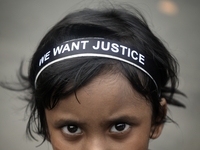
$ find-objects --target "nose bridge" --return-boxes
[83,134,108,150]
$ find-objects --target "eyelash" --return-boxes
[61,122,133,136]
[110,123,132,134]
[62,125,82,135]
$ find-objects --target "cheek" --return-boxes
[48,124,84,150]
[118,127,151,150]
[50,136,150,150]
[46,113,153,150]
[49,130,74,150]
[48,126,151,150]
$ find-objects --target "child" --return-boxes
[3,6,185,150]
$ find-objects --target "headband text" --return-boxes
[38,39,145,67]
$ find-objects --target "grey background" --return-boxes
[0,0,199,150]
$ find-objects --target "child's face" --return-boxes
[45,73,161,150]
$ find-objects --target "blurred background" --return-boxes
[0,0,199,150]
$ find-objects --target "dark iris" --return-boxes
[67,125,78,133]
[115,123,126,131]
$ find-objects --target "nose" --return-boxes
[83,136,107,150]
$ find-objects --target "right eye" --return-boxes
[110,123,131,133]
[62,125,82,135]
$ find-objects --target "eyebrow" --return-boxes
[102,115,140,126]
[53,115,140,128]
[53,119,86,128]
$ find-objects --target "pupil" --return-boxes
[68,125,78,133]
[115,123,125,131]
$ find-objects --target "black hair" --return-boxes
[1,7,185,143]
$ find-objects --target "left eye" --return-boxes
[62,125,82,135]
[110,123,131,133]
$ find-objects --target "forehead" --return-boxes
[46,73,152,122]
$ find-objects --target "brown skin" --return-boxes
[45,73,166,150]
